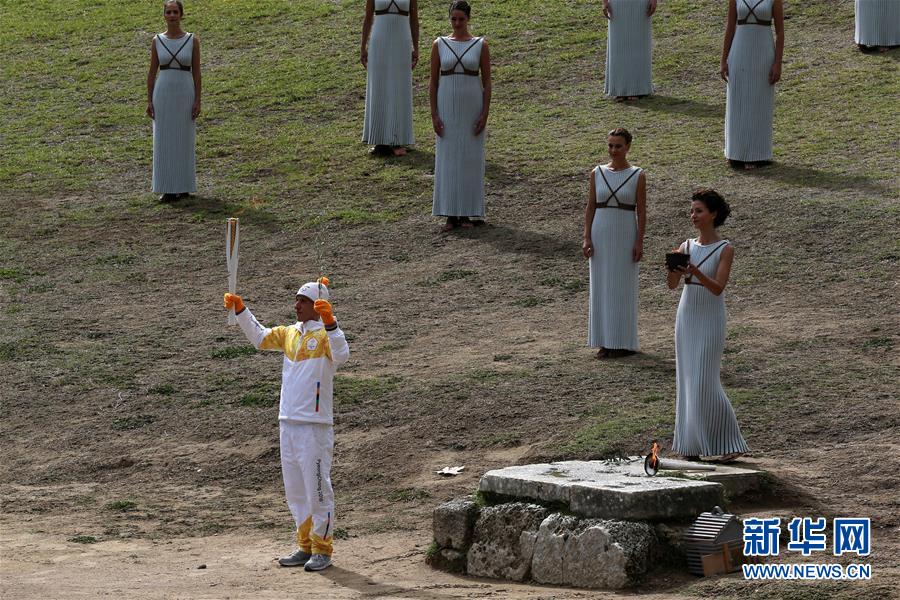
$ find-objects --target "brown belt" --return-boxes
[737,18,771,26]
[597,204,636,211]
[160,65,191,71]
[375,9,408,15]
[441,69,479,76]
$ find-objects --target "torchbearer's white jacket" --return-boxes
[236,308,350,425]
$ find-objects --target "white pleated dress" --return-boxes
[362,0,415,146]
[604,0,654,98]
[588,165,641,351]
[432,37,485,218]
[855,0,900,47]
[724,0,775,162]
[152,33,196,194]
[673,239,748,457]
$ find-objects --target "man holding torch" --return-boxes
[223,276,349,571]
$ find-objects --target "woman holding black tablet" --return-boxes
[666,189,748,462]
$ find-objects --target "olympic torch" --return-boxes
[226,218,240,325]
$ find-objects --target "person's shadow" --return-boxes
[633,94,725,119]
[739,163,891,194]
[318,565,465,600]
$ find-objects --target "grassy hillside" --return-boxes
[1,1,898,597]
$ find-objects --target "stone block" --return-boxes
[433,498,480,551]
[466,502,548,581]
[479,459,732,520]
[427,548,467,574]
[531,514,657,589]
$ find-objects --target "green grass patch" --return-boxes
[562,403,673,458]
[211,346,257,359]
[112,415,155,431]
[0,267,28,283]
[334,374,401,406]
[148,383,176,396]
[481,431,522,447]
[239,389,277,407]
[68,535,98,544]
[862,336,893,351]
[540,276,587,293]
[386,487,431,503]
[104,500,137,512]
[513,296,542,308]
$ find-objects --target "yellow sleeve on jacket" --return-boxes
[236,307,290,354]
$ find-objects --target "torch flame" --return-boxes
[649,441,660,470]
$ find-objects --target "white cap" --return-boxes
[296,281,329,301]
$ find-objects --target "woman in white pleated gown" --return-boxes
[429,1,492,232]
[720,0,784,169]
[582,128,646,358]
[855,0,900,52]
[602,0,657,101]
[667,190,748,462]
[361,0,419,157]
[146,0,200,202]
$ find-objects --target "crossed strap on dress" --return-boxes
[596,167,639,211]
[737,0,771,26]
[440,37,481,76]
[158,33,193,71]
[375,0,409,16]
[684,240,729,285]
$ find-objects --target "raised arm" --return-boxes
[720,0,737,81]
[633,171,646,262]
[583,169,597,259]
[474,39,491,135]
[147,37,159,119]
[314,299,350,368]
[224,294,288,351]
[410,0,420,68]
[361,0,375,68]
[429,39,443,136]
[769,0,784,84]
[191,36,201,119]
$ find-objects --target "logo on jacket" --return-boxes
[306,337,318,351]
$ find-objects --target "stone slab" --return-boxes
[478,458,763,520]
[531,514,656,588]
[433,498,479,551]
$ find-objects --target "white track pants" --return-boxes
[279,421,334,556]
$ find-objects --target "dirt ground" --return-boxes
[3,183,900,598]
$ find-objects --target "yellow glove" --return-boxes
[314,299,336,326]
[223,293,245,314]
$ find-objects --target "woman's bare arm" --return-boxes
[191,36,201,119]
[361,0,375,67]
[633,171,647,262]
[720,0,737,81]
[147,38,159,118]
[583,170,597,258]
[474,40,491,135]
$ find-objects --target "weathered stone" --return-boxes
[427,548,467,574]
[479,458,751,520]
[466,503,548,581]
[433,498,479,551]
[531,514,657,589]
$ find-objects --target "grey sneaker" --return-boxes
[303,553,332,571]
[278,549,312,567]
